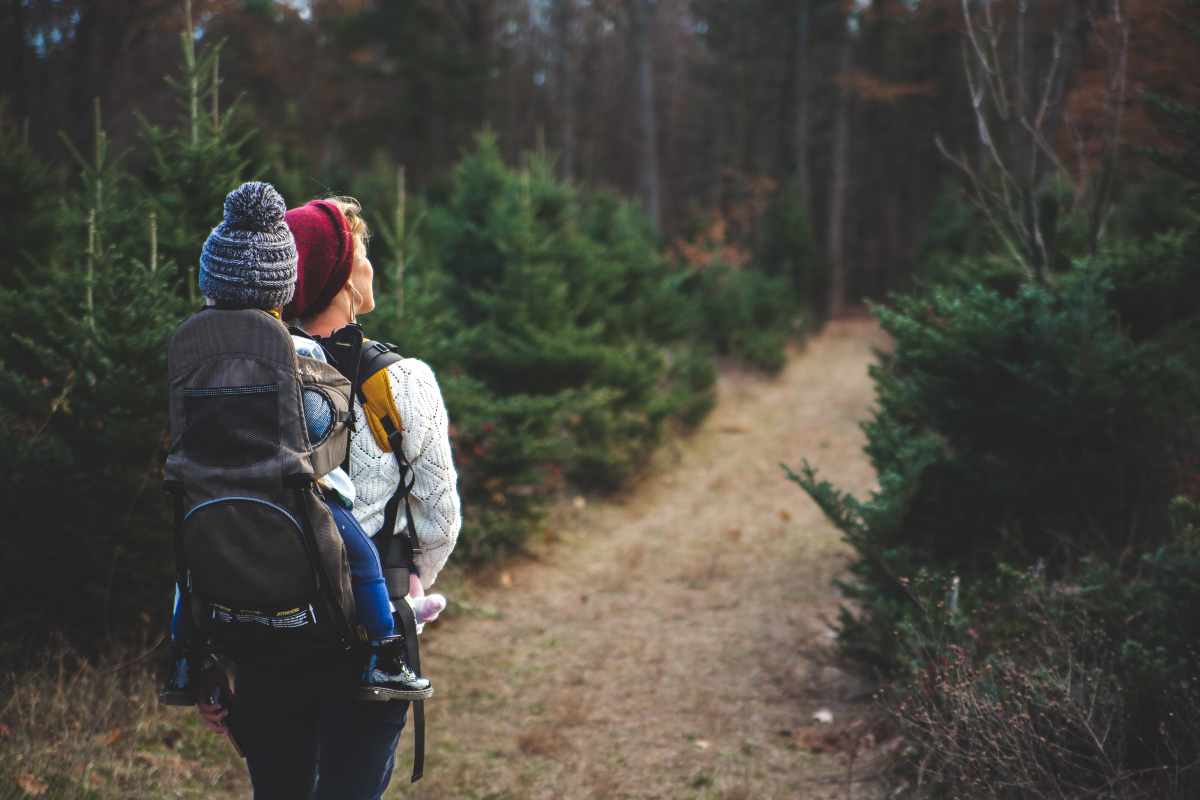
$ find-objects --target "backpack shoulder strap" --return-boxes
[356,339,405,455]
[356,338,428,785]
[354,340,421,582]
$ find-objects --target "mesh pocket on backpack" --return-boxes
[301,387,335,446]
[182,383,279,467]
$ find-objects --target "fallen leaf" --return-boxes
[778,509,792,522]
[794,728,838,754]
[15,773,48,797]
[94,728,122,746]
[499,571,513,588]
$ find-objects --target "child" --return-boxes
[161,182,441,706]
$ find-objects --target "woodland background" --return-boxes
[2,1,1200,797]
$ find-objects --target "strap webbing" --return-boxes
[167,484,193,651]
[375,413,425,782]
[393,598,425,782]
[168,484,187,588]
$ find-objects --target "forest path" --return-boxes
[408,317,887,800]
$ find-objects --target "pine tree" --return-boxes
[138,0,251,303]
[0,2,257,657]
[0,89,191,656]
[0,103,61,289]
[370,135,715,560]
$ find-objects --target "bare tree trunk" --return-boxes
[945,0,1097,279]
[794,0,813,218]
[467,0,496,134]
[629,0,661,232]
[827,34,855,318]
[9,0,29,121]
[884,192,902,294]
[555,0,576,181]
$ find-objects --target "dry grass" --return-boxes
[0,641,247,799]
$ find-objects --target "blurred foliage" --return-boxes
[756,179,824,320]
[0,52,817,653]
[0,106,62,290]
[789,230,1200,672]
[366,135,724,559]
[0,103,190,657]
[788,41,1200,796]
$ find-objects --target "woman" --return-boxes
[198,195,461,800]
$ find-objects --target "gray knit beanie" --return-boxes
[199,181,297,308]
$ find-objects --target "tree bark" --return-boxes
[793,0,813,218]
[555,0,576,181]
[628,0,660,232]
[827,31,855,319]
[8,0,29,121]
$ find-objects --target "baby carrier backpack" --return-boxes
[165,310,431,782]
[163,307,357,658]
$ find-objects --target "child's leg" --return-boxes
[169,582,189,643]
[161,582,202,704]
[325,499,396,641]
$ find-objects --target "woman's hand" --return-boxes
[196,701,230,735]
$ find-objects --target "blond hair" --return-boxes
[322,195,370,258]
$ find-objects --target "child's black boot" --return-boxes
[360,635,433,701]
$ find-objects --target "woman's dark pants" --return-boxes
[229,657,409,800]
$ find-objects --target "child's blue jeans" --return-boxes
[325,500,395,640]
[171,497,396,644]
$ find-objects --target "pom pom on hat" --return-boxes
[222,181,288,232]
[199,181,298,309]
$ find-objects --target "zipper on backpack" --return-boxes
[182,383,278,398]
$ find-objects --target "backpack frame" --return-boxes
[164,308,357,659]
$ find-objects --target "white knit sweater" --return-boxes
[347,358,461,588]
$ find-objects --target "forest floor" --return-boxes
[407,316,889,800]
[1,318,888,800]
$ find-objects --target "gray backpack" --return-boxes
[163,307,357,658]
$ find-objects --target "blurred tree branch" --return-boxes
[937,0,1128,280]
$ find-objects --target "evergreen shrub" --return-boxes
[790,231,1200,675]
[755,180,825,320]
[0,210,188,658]
[367,135,718,560]
[0,110,62,289]
[788,208,1199,795]
[684,263,798,373]
[0,42,248,658]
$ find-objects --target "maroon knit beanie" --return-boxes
[283,200,354,320]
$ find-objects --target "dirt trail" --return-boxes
[408,318,887,800]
